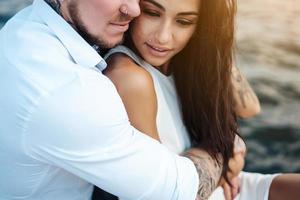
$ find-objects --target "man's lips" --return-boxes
[110,21,130,26]
[109,22,130,33]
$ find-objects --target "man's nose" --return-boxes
[125,0,141,18]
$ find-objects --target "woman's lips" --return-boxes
[145,43,172,57]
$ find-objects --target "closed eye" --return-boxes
[143,9,160,17]
[176,19,196,26]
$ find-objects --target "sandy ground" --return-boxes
[236,0,300,173]
[236,0,300,128]
[237,0,300,69]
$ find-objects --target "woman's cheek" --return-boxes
[178,28,195,48]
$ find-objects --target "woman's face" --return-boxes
[131,0,200,68]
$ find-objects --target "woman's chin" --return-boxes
[142,55,167,68]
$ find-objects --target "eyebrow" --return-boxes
[143,0,199,16]
[144,0,165,11]
[178,12,199,16]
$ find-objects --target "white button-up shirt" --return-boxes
[0,0,198,199]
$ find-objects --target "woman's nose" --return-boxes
[155,22,172,44]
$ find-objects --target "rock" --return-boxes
[244,125,300,173]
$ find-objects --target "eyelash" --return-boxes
[143,9,160,17]
[142,9,195,26]
[177,20,194,26]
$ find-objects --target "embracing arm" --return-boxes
[183,149,223,200]
[182,134,246,200]
[231,65,261,118]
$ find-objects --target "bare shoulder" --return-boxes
[104,53,155,95]
[105,54,159,141]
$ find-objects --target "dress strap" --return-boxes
[104,45,146,67]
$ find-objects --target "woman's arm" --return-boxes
[231,65,261,118]
[269,174,300,200]
[104,54,160,141]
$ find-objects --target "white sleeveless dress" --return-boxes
[105,45,278,200]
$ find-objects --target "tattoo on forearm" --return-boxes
[232,67,258,109]
[183,151,223,200]
[45,0,62,15]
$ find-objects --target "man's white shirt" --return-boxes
[0,0,198,199]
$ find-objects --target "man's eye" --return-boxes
[143,9,160,17]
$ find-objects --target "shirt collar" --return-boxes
[33,0,107,70]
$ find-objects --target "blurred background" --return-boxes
[1,0,299,173]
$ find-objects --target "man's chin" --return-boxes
[96,36,124,49]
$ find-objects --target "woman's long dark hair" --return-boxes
[125,0,239,183]
[169,0,238,182]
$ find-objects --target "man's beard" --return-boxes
[68,2,123,50]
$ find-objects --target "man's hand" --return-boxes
[184,136,246,200]
[234,135,246,156]
[220,151,244,200]
[222,135,246,200]
[223,175,239,200]
[228,135,246,178]
[183,148,223,200]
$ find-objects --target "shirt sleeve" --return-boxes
[24,70,199,200]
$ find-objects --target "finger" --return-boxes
[229,153,245,176]
[218,177,226,186]
[231,187,238,199]
[223,183,232,200]
[234,135,246,156]
[231,178,240,199]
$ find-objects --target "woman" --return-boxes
[103,0,299,199]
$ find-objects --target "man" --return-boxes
[0,0,239,199]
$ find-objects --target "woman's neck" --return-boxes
[157,62,171,76]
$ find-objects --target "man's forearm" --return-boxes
[183,148,223,200]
